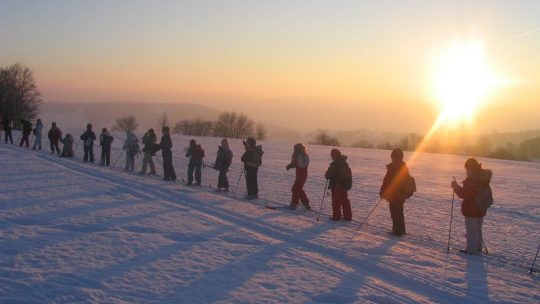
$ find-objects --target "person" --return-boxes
[123,130,139,171]
[19,119,32,148]
[60,133,74,158]
[379,148,415,236]
[155,126,176,181]
[240,137,263,200]
[286,143,311,210]
[80,123,96,162]
[32,118,43,150]
[325,149,352,221]
[451,158,493,255]
[185,139,205,185]
[213,138,233,192]
[3,116,13,144]
[140,128,157,175]
[99,128,114,166]
[48,122,62,154]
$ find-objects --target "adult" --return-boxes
[80,123,96,162]
[123,130,139,171]
[155,127,176,181]
[32,118,43,150]
[325,149,353,221]
[19,119,32,148]
[379,148,414,236]
[185,139,205,185]
[99,128,114,166]
[240,137,263,200]
[213,138,233,192]
[451,158,493,255]
[287,143,311,210]
[140,128,157,175]
[47,122,62,154]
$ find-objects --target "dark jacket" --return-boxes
[241,145,263,169]
[80,130,96,147]
[99,132,114,148]
[2,118,12,131]
[186,145,205,160]
[214,146,233,171]
[325,156,350,190]
[21,120,32,136]
[156,134,172,152]
[48,126,62,143]
[454,169,492,218]
[142,132,157,154]
[380,161,410,203]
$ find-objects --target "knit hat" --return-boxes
[331,148,341,159]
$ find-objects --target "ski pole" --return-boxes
[530,244,540,274]
[357,198,384,230]
[112,150,125,169]
[233,168,245,198]
[447,177,457,254]
[316,179,329,222]
[482,239,489,255]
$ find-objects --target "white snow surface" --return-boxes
[1,131,539,303]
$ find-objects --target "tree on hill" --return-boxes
[112,115,139,132]
[312,130,340,146]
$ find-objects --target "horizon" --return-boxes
[1,1,539,133]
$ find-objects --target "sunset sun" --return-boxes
[432,39,498,124]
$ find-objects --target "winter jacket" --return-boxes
[241,145,264,169]
[380,161,410,203]
[61,134,74,156]
[99,132,114,148]
[156,134,172,152]
[34,121,43,136]
[48,126,62,144]
[2,119,12,131]
[325,156,351,190]
[186,145,205,160]
[123,131,139,155]
[454,169,492,218]
[21,120,32,136]
[214,146,233,171]
[80,130,96,147]
[142,132,157,155]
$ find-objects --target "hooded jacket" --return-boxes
[214,146,233,171]
[380,161,410,203]
[454,169,493,218]
[325,156,350,189]
[241,145,264,169]
[48,126,62,143]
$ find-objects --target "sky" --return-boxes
[1,0,539,133]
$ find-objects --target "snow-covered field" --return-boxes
[1,131,539,303]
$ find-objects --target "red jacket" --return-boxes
[454,169,492,218]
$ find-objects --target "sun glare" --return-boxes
[432,39,498,124]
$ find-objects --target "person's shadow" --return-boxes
[465,255,489,303]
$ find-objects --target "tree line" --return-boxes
[113,111,267,140]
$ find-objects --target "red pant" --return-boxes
[331,186,352,220]
[291,168,309,204]
[19,134,29,148]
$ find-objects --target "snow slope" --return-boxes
[1,133,539,303]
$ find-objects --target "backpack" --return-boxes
[475,186,493,210]
[252,146,263,167]
[341,163,353,191]
[398,174,417,200]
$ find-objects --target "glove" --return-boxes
[286,164,293,170]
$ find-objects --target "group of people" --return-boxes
[2,116,493,255]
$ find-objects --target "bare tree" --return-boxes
[156,112,169,129]
[0,63,42,127]
[214,111,255,138]
[311,130,340,146]
[174,118,213,136]
[255,122,267,141]
[112,115,139,132]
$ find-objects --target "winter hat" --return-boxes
[87,123,92,130]
[162,126,170,133]
[246,137,256,147]
[221,138,229,148]
[330,148,341,159]
[190,139,196,146]
[465,158,482,171]
[391,148,404,160]
[102,128,107,132]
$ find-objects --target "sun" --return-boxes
[431,39,498,124]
